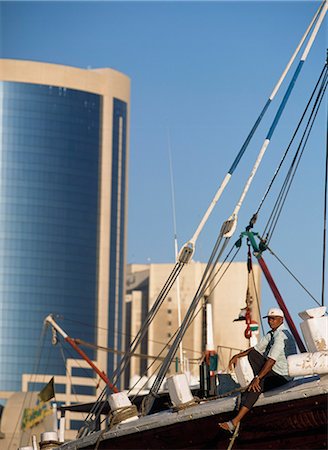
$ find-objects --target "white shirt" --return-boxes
[254,323,297,379]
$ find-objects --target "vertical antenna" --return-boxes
[167,129,184,372]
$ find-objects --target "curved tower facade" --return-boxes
[0,60,130,399]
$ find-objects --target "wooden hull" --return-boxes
[74,393,327,450]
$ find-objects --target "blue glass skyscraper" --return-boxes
[0,59,130,401]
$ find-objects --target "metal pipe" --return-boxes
[44,315,118,393]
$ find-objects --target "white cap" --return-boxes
[263,307,284,318]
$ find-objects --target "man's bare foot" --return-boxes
[218,420,236,433]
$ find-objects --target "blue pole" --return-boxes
[267,61,304,141]
[185,3,324,249]
[228,99,271,174]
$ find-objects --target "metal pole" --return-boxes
[65,336,119,392]
[45,315,118,392]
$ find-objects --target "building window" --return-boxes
[0,81,100,391]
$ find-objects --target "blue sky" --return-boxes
[1,0,327,328]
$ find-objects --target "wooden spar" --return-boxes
[230,0,328,223]
[44,315,119,393]
[180,0,325,253]
[257,258,307,353]
[245,233,307,353]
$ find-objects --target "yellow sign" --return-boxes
[21,377,55,431]
[21,400,52,431]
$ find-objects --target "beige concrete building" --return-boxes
[125,261,261,386]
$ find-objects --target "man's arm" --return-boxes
[229,347,254,370]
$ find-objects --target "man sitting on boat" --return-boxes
[218,307,297,433]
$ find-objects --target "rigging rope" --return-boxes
[321,56,328,306]
[12,324,48,449]
[141,227,243,415]
[129,326,181,400]
[58,341,89,410]
[266,245,321,306]
[227,423,240,450]
[82,292,200,432]
[232,2,328,233]
[263,66,328,243]
[78,261,186,432]
[188,0,325,247]
[75,339,166,361]
[255,63,328,218]
[237,62,327,319]
[23,337,54,448]
[133,300,206,404]
[94,301,206,432]
[63,316,195,351]
[79,6,328,435]
[84,64,328,436]
[112,261,184,385]
[203,244,241,300]
[204,21,328,313]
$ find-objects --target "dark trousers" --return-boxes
[240,349,288,410]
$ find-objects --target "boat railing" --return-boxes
[216,345,243,372]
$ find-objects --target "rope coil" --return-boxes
[109,405,139,429]
[171,396,201,412]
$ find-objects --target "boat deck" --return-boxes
[60,375,328,449]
